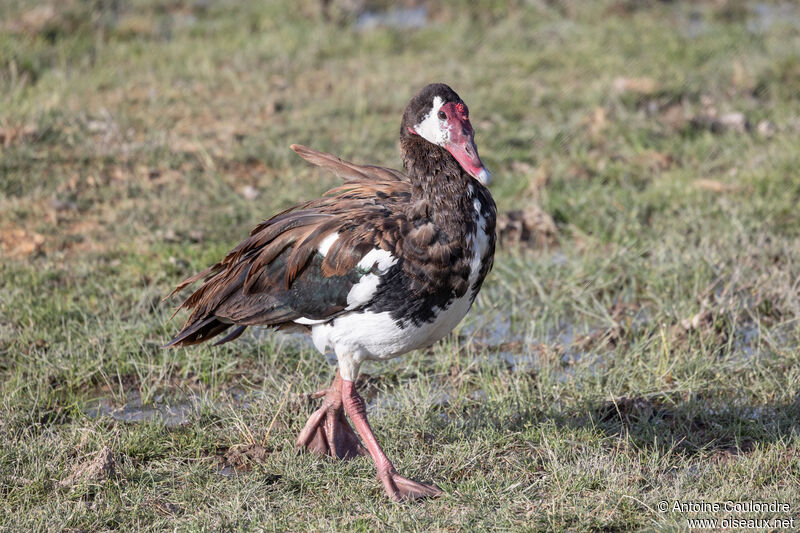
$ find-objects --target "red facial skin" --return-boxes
[408,101,490,183]
[438,101,488,181]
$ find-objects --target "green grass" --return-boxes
[2,0,800,530]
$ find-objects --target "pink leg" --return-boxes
[341,379,443,501]
[295,371,367,459]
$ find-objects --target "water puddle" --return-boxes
[462,312,520,347]
[684,10,709,39]
[216,466,236,478]
[354,6,428,31]
[730,320,798,361]
[732,323,760,360]
[681,2,800,40]
[747,2,800,33]
[462,312,604,377]
[85,387,252,428]
[85,391,198,427]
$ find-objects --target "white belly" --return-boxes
[309,289,474,380]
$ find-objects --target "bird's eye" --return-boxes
[437,110,447,120]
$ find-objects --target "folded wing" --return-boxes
[165,146,410,347]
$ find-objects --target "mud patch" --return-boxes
[711,440,756,464]
[598,396,665,425]
[690,111,750,134]
[0,227,45,259]
[573,302,647,352]
[59,447,115,488]
[220,443,270,470]
[215,444,279,482]
[0,123,38,147]
[497,206,558,249]
[151,499,183,517]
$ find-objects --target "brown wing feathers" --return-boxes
[290,144,407,183]
[165,146,410,347]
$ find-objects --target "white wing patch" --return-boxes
[317,232,339,256]
[294,316,327,325]
[346,273,381,309]
[346,248,398,310]
[357,248,398,272]
[413,95,448,147]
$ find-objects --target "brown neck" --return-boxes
[400,135,474,224]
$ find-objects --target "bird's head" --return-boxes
[401,83,491,186]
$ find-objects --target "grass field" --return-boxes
[2,0,800,530]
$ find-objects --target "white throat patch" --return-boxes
[413,95,449,147]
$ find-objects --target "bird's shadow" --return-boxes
[428,389,800,459]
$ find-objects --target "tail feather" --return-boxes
[164,316,234,347]
[212,325,247,346]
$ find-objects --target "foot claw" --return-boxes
[380,471,444,501]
